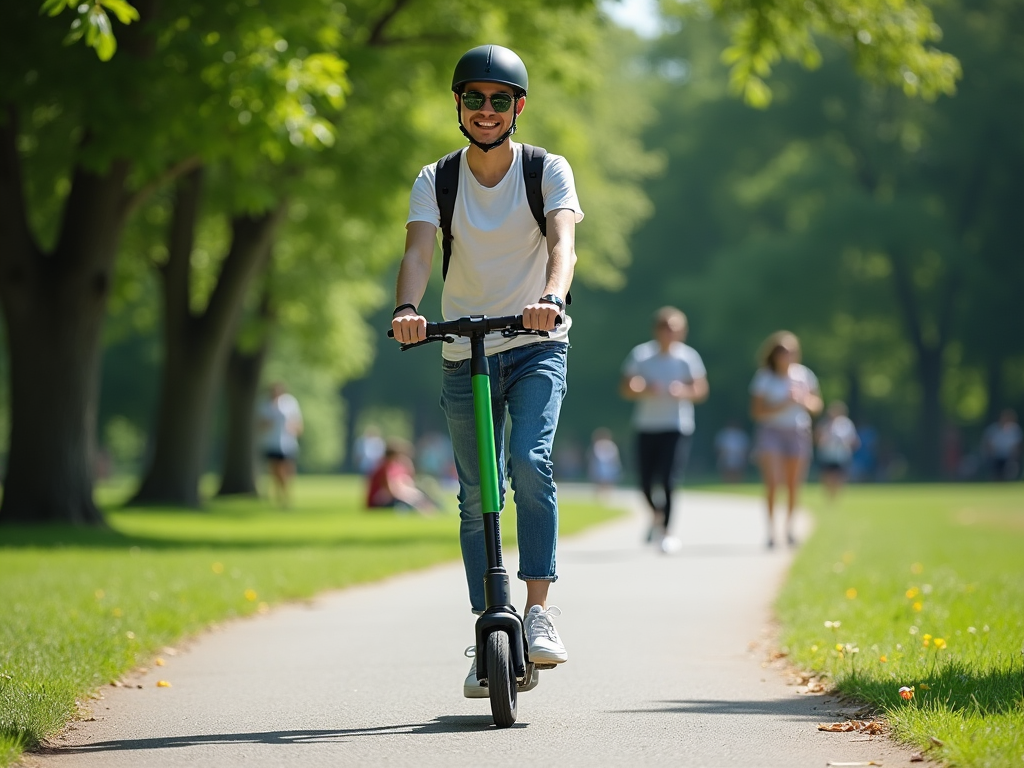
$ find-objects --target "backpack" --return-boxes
[434,143,571,304]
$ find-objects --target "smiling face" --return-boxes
[455,81,524,145]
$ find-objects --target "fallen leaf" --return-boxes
[155,658,165,666]
[910,753,925,762]
[156,680,172,688]
[817,720,886,735]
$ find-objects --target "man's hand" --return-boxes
[392,309,427,344]
[522,301,562,332]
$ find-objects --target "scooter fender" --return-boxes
[474,610,527,680]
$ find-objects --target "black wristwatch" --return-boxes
[538,294,564,311]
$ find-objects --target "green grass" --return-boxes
[777,484,1024,768]
[0,475,621,765]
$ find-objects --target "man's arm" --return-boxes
[391,221,437,344]
[670,375,709,403]
[523,208,577,331]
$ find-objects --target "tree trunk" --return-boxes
[0,112,132,525]
[846,367,862,425]
[887,248,950,479]
[342,378,365,473]
[915,348,944,479]
[131,169,283,506]
[217,337,270,496]
[1,285,109,525]
[984,353,1004,425]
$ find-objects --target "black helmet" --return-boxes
[452,45,529,96]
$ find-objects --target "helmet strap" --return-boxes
[455,97,520,153]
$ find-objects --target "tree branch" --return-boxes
[367,0,413,46]
[122,155,203,220]
[369,32,461,47]
[202,203,287,341]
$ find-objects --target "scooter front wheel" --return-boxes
[486,630,517,727]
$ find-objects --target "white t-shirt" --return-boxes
[260,393,302,456]
[407,142,584,361]
[750,364,819,430]
[622,340,707,434]
[984,422,1023,458]
[817,415,858,463]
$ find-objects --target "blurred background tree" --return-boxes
[8,0,1022,525]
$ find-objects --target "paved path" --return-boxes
[33,490,917,767]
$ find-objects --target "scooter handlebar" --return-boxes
[387,314,560,347]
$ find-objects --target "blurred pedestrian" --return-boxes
[750,331,822,548]
[714,420,750,483]
[850,423,878,482]
[621,307,709,552]
[416,430,455,481]
[815,401,859,502]
[352,425,386,476]
[554,437,585,481]
[981,409,1022,481]
[365,438,437,513]
[587,427,622,497]
[259,382,303,508]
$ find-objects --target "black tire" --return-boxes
[486,631,517,727]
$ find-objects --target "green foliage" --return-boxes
[552,3,1023,475]
[41,0,139,61]
[0,476,620,764]
[777,484,1024,767]
[666,0,962,106]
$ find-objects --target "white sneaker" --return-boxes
[464,642,542,697]
[660,535,682,554]
[463,649,488,698]
[524,606,568,664]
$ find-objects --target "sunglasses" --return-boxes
[460,90,516,113]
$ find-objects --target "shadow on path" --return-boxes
[42,716,524,755]
[610,697,835,721]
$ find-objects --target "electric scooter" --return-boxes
[389,314,555,728]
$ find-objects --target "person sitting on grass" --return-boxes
[365,439,437,514]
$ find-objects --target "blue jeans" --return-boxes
[440,341,568,613]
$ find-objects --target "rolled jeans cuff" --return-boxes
[518,572,558,583]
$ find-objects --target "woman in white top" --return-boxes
[749,331,822,548]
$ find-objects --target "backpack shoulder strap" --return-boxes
[434,149,463,280]
[521,143,572,305]
[521,143,547,237]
